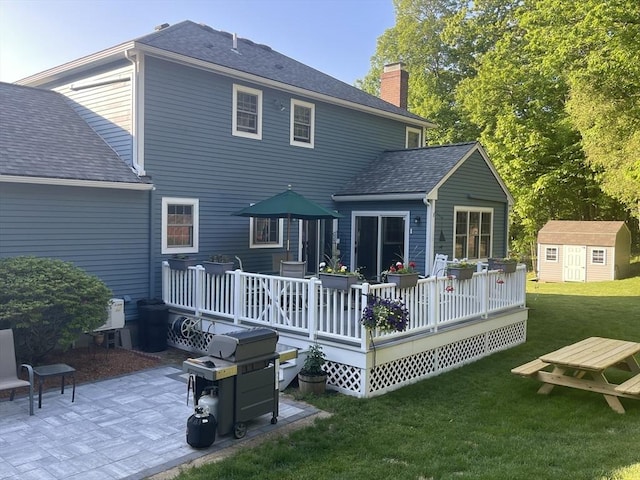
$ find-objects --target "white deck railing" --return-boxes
[162,262,527,351]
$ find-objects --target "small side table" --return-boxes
[33,363,76,409]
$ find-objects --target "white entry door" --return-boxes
[563,245,586,282]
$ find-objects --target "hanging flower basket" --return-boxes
[319,273,358,291]
[386,272,419,289]
[203,261,234,276]
[361,294,409,333]
[487,258,517,274]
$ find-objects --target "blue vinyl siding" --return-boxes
[437,151,510,258]
[0,183,151,311]
[142,57,412,278]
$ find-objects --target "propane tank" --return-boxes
[198,388,219,421]
[186,406,216,448]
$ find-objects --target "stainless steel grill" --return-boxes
[183,327,294,439]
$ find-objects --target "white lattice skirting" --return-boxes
[327,318,527,398]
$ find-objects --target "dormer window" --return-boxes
[290,99,315,148]
[233,84,262,139]
[406,126,422,148]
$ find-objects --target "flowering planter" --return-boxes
[319,273,358,291]
[447,267,475,281]
[487,259,517,274]
[387,273,419,289]
[203,261,234,276]
[167,258,197,271]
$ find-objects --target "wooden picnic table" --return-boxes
[512,337,640,413]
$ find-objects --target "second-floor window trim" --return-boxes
[233,84,262,140]
[290,99,315,148]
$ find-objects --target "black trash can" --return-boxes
[137,298,169,352]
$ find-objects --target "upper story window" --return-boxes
[249,217,284,248]
[406,126,422,148]
[591,248,606,265]
[233,84,262,140]
[454,207,493,260]
[290,99,315,148]
[545,247,558,262]
[162,197,199,254]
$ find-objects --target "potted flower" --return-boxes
[203,254,234,276]
[298,344,327,395]
[447,260,477,281]
[487,257,518,274]
[382,260,419,289]
[361,294,409,332]
[318,255,360,291]
[167,254,197,271]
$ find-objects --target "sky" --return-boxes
[0,0,396,85]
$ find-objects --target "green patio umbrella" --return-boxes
[233,185,343,257]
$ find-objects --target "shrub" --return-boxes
[0,256,112,362]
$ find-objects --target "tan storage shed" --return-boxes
[537,221,631,282]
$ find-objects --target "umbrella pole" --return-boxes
[286,214,291,260]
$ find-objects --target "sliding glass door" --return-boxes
[354,213,408,281]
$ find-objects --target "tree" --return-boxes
[0,256,112,363]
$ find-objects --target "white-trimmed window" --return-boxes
[545,247,558,262]
[454,207,493,260]
[406,126,422,148]
[250,218,284,248]
[233,84,262,139]
[290,99,315,148]
[162,197,199,254]
[591,248,606,265]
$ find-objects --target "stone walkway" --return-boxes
[0,366,320,480]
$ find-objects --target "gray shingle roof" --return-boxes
[334,142,478,196]
[0,82,143,184]
[135,21,427,123]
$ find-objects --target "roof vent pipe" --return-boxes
[232,33,238,51]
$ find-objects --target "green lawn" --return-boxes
[176,277,640,480]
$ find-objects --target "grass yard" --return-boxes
[175,276,640,480]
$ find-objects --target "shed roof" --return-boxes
[0,82,145,186]
[537,221,627,247]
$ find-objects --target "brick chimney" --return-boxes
[380,63,408,109]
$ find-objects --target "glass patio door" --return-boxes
[301,219,333,274]
[355,214,407,281]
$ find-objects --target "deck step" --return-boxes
[615,373,640,395]
[511,359,550,377]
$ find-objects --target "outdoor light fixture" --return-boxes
[414,216,421,225]
[439,230,446,242]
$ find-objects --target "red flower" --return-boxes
[409,261,416,268]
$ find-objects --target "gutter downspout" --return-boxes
[125,48,154,298]
[424,197,433,274]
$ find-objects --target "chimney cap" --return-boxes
[383,63,406,73]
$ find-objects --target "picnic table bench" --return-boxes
[512,337,640,413]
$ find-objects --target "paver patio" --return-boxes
[0,366,320,480]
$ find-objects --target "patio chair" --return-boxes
[431,254,448,277]
[0,329,34,415]
[280,261,306,278]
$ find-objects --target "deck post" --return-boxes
[480,270,489,319]
[307,277,317,340]
[429,278,439,332]
[161,261,170,303]
[233,270,242,325]
[194,265,204,317]
[360,282,370,352]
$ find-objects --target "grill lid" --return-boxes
[207,328,278,361]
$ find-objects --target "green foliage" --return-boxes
[173,277,640,479]
[300,344,326,376]
[0,256,112,363]
[360,0,639,256]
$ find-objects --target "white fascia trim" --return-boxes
[0,175,153,190]
[134,44,436,129]
[16,42,136,87]
[332,193,427,202]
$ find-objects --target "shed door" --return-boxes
[563,245,586,282]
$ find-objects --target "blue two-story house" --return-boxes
[2,20,513,321]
